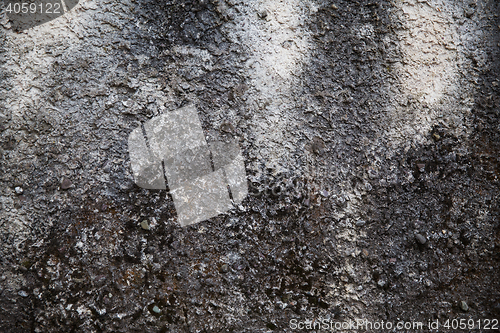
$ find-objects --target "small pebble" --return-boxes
[61,178,72,190]
[14,187,23,194]
[258,9,268,19]
[140,220,150,230]
[219,263,229,273]
[311,137,325,155]
[18,290,29,297]
[220,122,235,133]
[152,305,161,314]
[460,301,469,312]
[416,163,425,172]
[415,233,427,245]
[355,220,366,227]
[464,7,475,18]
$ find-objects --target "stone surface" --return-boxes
[415,233,427,245]
[0,0,499,332]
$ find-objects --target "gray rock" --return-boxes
[140,220,150,230]
[460,301,469,312]
[1,0,499,331]
[18,290,29,298]
[464,7,475,18]
[219,263,229,273]
[415,233,427,245]
[60,178,72,190]
[377,276,387,288]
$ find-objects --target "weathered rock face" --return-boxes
[0,0,499,332]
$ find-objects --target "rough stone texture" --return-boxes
[0,0,499,332]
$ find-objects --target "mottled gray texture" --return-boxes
[0,0,499,332]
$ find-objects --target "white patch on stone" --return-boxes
[386,0,482,147]
[227,0,312,172]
